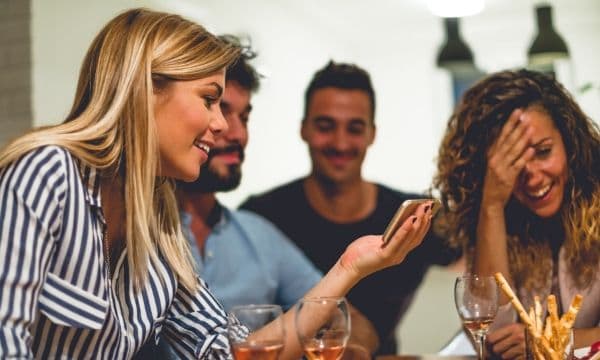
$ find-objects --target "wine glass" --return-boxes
[227,304,285,360]
[454,275,499,360]
[294,297,350,360]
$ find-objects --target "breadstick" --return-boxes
[543,317,552,340]
[547,295,562,350]
[560,294,583,329]
[529,307,537,335]
[534,295,543,335]
[494,273,535,331]
[532,343,545,360]
[494,273,556,359]
[535,334,559,360]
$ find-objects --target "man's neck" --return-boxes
[178,191,218,255]
[180,191,217,221]
[303,174,377,223]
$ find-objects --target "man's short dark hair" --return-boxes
[219,35,260,92]
[303,60,376,122]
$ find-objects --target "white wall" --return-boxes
[32,0,600,354]
[33,0,600,209]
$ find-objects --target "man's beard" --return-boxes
[179,144,244,193]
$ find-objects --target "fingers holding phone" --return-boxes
[380,199,438,264]
[338,199,437,279]
[382,199,440,246]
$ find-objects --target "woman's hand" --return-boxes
[338,201,432,279]
[487,323,527,360]
[341,343,371,360]
[482,109,535,210]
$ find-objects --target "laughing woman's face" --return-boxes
[512,107,568,218]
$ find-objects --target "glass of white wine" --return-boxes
[227,304,285,360]
[295,297,350,360]
[454,275,498,360]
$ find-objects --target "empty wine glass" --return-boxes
[454,275,499,360]
[294,297,350,360]
[227,304,285,360]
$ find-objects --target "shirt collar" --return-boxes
[180,201,230,233]
[76,160,102,209]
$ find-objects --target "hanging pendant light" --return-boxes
[527,4,570,73]
[436,17,475,73]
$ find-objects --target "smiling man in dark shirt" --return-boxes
[241,60,461,355]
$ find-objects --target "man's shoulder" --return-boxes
[240,178,305,211]
[229,209,288,239]
[375,182,426,204]
[231,209,279,228]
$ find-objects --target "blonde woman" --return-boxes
[434,70,600,359]
[0,8,433,359]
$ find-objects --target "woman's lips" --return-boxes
[525,182,553,200]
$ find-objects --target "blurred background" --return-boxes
[1,0,599,354]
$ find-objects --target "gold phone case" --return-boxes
[382,198,441,246]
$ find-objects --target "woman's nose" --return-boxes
[521,161,543,186]
[210,108,229,137]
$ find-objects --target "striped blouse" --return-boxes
[0,146,233,359]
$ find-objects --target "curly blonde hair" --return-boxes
[433,69,600,292]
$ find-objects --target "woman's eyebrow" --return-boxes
[531,137,551,147]
[207,82,223,97]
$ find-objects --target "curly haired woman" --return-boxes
[434,69,600,358]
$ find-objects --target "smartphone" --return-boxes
[382,198,441,246]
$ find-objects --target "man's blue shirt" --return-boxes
[181,206,322,311]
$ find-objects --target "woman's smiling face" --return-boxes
[153,69,228,181]
[512,106,568,218]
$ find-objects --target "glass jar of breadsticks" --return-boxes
[494,272,582,360]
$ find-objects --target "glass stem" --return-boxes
[478,334,486,360]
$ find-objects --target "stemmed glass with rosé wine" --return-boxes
[295,297,350,360]
[227,304,285,360]
[454,275,499,360]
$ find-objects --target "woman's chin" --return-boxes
[176,168,201,183]
[528,202,561,218]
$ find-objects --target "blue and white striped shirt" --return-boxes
[0,146,233,359]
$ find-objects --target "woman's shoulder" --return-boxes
[7,145,75,172]
[1,145,81,199]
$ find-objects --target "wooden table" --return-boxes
[376,355,476,360]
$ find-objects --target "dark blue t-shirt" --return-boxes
[240,178,460,355]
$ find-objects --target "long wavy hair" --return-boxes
[433,69,600,292]
[0,8,240,290]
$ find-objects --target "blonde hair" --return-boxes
[0,8,240,290]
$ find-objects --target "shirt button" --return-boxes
[206,251,213,258]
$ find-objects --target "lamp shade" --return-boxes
[436,18,474,72]
[528,5,569,66]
